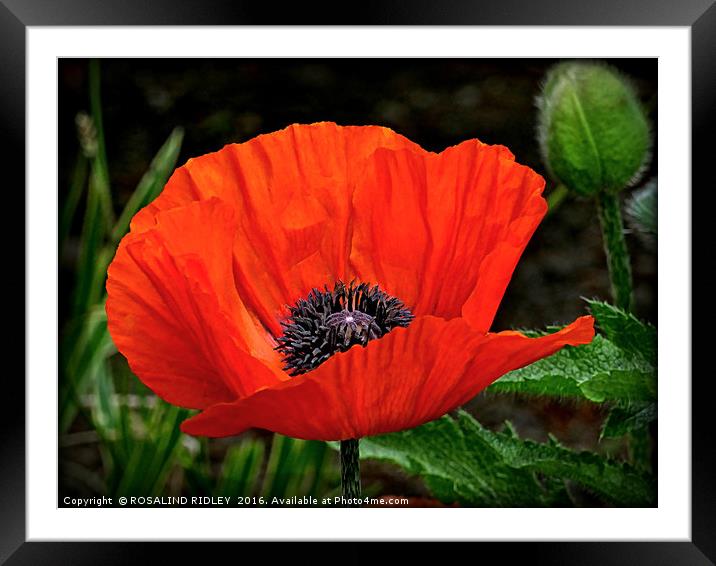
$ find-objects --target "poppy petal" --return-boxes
[180,315,594,440]
[106,198,284,407]
[350,140,546,332]
[129,122,422,338]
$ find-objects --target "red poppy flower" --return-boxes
[106,122,594,441]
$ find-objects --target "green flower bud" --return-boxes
[537,62,651,196]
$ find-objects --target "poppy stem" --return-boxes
[597,192,653,472]
[545,183,569,216]
[596,190,634,312]
[340,438,361,505]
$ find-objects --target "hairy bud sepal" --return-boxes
[537,62,651,196]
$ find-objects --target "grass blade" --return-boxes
[111,127,184,243]
[59,148,88,250]
[261,435,297,499]
[217,440,265,498]
[59,306,115,432]
[88,59,115,231]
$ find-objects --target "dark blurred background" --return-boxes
[58,58,657,504]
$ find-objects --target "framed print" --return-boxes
[6,0,714,563]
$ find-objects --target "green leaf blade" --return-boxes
[359,412,655,507]
[601,402,657,439]
[487,301,656,409]
[111,126,185,243]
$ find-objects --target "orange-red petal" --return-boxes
[350,140,546,332]
[180,315,594,440]
[106,198,284,407]
[129,122,422,339]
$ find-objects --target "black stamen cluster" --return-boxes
[276,281,414,375]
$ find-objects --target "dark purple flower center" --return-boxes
[276,280,414,376]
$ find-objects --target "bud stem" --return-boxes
[596,191,634,312]
[597,192,651,470]
[340,439,361,505]
[546,184,569,216]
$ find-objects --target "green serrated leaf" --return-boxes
[601,402,657,438]
[487,335,655,404]
[488,302,656,408]
[359,411,654,507]
[586,299,656,364]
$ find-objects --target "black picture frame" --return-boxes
[4,1,713,563]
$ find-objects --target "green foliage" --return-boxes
[487,334,655,404]
[537,61,651,196]
[360,411,655,507]
[545,183,569,215]
[91,363,189,497]
[59,307,114,432]
[601,402,657,439]
[183,434,340,503]
[59,59,184,435]
[586,299,656,363]
[59,147,89,249]
[261,435,337,500]
[625,179,657,240]
[216,439,266,497]
[111,126,184,243]
[488,301,656,405]
[60,60,189,494]
[488,300,657,440]
[596,190,634,311]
